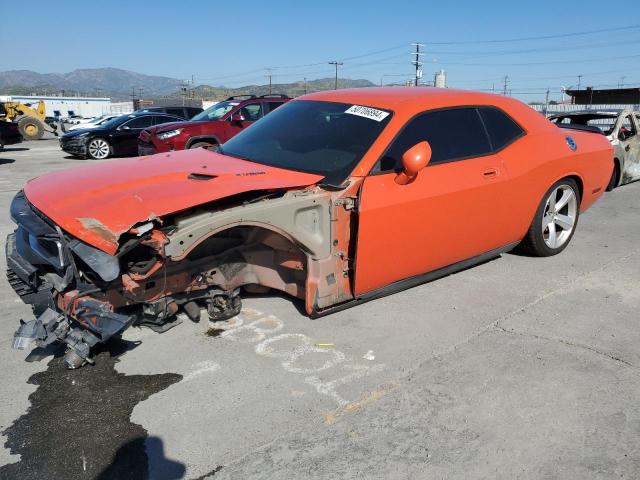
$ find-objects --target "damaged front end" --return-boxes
[7,191,244,368]
[7,184,355,368]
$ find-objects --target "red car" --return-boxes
[138,94,290,155]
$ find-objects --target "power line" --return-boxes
[434,52,640,67]
[426,24,640,45]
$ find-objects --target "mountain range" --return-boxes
[0,68,375,100]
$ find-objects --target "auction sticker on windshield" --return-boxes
[345,105,390,122]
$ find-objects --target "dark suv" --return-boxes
[138,94,290,155]
[134,106,203,119]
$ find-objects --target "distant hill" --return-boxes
[0,68,376,100]
[185,77,375,100]
[0,68,182,97]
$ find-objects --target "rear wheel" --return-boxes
[17,116,45,140]
[520,178,580,257]
[606,160,620,191]
[87,138,111,159]
[189,141,217,149]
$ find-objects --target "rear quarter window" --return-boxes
[478,107,524,151]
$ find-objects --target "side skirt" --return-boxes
[311,242,520,318]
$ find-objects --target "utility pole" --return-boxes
[303,77,307,94]
[137,87,144,100]
[544,88,550,115]
[265,68,274,95]
[619,76,626,88]
[130,86,139,110]
[180,81,189,106]
[577,74,583,90]
[502,75,509,96]
[411,43,425,87]
[329,61,343,90]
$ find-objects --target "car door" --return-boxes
[111,115,154,155]
[223,101,264,140]
[354,107,514,295]
[619,114,640,182]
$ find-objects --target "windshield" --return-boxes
[192,101,239,121]
[98,114,131,129]
[220,100,392,185]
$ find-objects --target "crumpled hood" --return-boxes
[23,149,323,254]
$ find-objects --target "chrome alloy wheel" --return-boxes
[88,138,110,159]
[542,184,578,249]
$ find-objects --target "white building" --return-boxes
[434,70,447,88]
[0,95,131,118]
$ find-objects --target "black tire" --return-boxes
[17,116,45,140]
[605,160,620,192]
[189,141,217,149]
[519,178,581,257]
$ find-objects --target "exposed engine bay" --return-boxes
[7,186,356,368]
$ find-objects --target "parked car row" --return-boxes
[58,95,288,159]
[8,87,616,367]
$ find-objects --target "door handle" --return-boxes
[625,145,631,152]
[482,168,498,178]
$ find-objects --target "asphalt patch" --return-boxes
[0,339,183,480]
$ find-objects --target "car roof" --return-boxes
[299,87,526,112]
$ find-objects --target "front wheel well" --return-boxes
[184,225,309,300]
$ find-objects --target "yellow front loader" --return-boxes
[0,100,58,140]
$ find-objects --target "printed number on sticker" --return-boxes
[345,105,389,122]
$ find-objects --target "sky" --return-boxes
[1,0,639,102]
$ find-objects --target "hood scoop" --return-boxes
[188,173,218,181]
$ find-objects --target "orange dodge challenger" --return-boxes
[7,88,613,367]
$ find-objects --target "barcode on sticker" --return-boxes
[345,105,389,122]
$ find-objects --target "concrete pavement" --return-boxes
[0,139,638,479]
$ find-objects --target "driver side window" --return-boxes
[239,103,263,122]
[378,107,492,172]
[620,115,637,139]
[123,116,153,129]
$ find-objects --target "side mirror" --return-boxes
[618,130,628,141]
[230,112,245,123]
[395,141,431,185]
